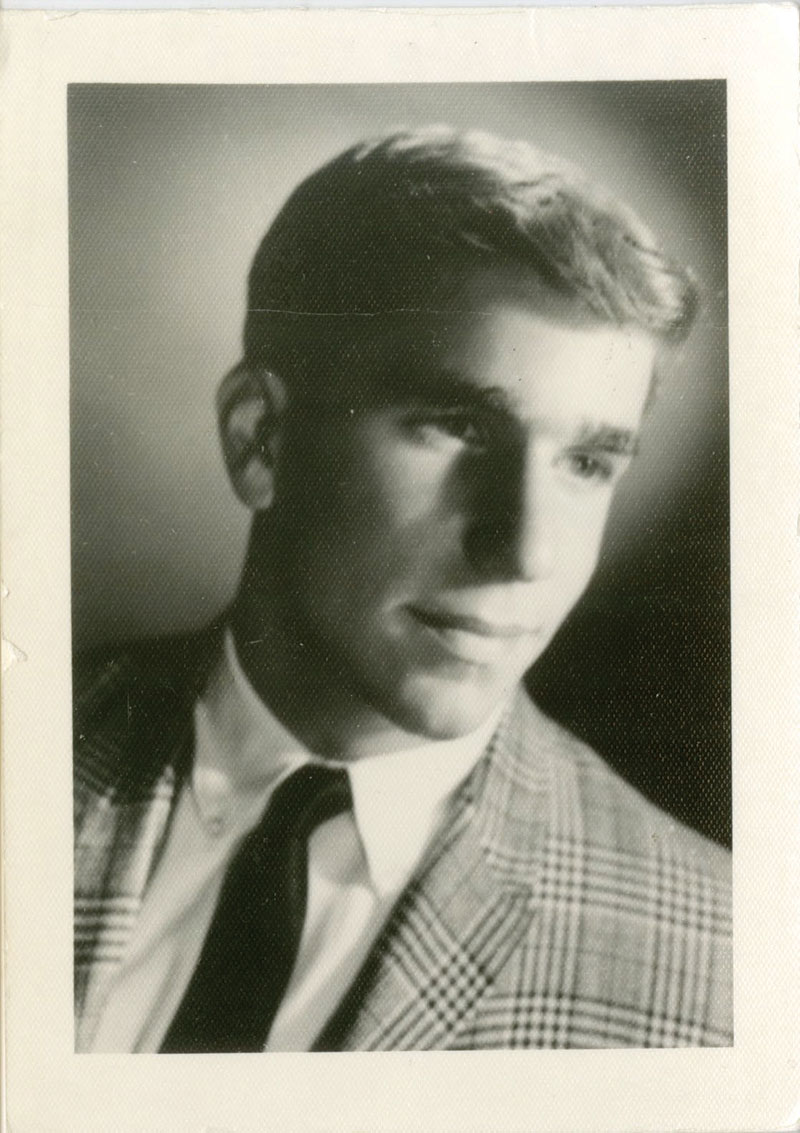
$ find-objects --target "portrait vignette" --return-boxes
[4,7,800,1130]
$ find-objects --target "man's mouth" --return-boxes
[408,605,540,664]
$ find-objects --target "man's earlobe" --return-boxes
[217,363,287,510]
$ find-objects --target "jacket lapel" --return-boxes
[319,696,553,1051]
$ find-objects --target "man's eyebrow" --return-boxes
[379,366,518,415]
[573,421,640,456]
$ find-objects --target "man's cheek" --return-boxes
[558,512,610,575]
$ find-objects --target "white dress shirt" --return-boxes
[90,631,501,1052]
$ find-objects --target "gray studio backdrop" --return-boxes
[69,82,729,843]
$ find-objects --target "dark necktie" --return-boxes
[160,763,352,1053]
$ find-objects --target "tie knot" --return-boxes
[269,763,352,842]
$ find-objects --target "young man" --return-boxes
[74,126,732,1052]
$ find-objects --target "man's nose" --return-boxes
[464,439,556,582]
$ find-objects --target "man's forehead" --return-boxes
[336,261,652,341]
[336,298,656,379]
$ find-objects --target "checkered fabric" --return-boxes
[74,626,732,1051]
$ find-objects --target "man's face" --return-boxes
[262,273,656,739]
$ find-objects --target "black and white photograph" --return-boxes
[2,8,799,1132]
[70,81,731,1053]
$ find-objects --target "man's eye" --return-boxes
[405,411,486,450]
[557,450,618,486]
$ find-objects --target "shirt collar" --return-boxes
[193,628,503,895]
[345,724,498,895]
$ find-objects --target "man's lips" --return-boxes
[409,606,534,639]
[407,605,541,665]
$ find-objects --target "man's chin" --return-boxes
[381,670,519,741]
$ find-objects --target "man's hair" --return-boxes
[244,125,698,374]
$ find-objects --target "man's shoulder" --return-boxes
[75,627,207,706]
[502,692,731,894]
[565,711,728,872]
[74,620,226,718]
[73,622,224,808]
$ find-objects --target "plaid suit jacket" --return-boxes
[74,623,732,1051]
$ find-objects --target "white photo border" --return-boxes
[2,7,799,1131]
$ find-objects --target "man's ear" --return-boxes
[217,362,288,510]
